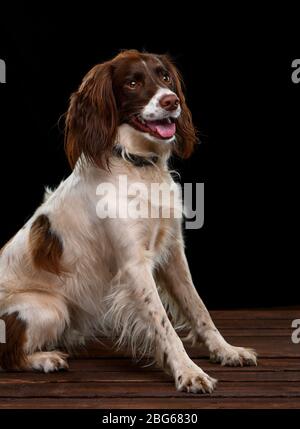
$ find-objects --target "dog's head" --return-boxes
[65,50,197,168]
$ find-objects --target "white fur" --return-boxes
[137,88,182,145]
[142,87,181,121]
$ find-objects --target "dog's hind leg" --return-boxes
[0,291,70,372]
[26,351,69,372]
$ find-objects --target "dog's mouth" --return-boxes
[129,116,176,140]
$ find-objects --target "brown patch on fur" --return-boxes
[0,312,28,370]
[29,214,65,275]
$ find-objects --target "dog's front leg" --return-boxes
[157,238,257,367]
[113,263,217,393]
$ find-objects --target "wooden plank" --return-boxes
[215,329,289,336]
[1,397,300,409]
[194,358,300,372]
[1,370,300,384]
[69,358,154,371]
[0,371,170,383]
[210,308,300,319]
[76,336,300,359]
[1,357,299,376]
[69,357,300,372]
[214,319,294,329]
[1,381,300,398]
[1,358,300,384]
[187,338,300,358]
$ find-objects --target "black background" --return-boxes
[0,5,298,308]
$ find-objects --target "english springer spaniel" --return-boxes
[0,50,257,393]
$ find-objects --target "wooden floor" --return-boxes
[0,307,299,409]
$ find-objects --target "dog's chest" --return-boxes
[141,182,182,259]
[146,218,174,257]
[92,167,183,261]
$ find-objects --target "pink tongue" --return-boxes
[147,121,176,138]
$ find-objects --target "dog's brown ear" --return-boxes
[159,55,198,158]
[65,62,118,169]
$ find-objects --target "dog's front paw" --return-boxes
[210,344,257,367]
[176,367,217,394]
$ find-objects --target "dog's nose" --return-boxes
[159,94,180,111]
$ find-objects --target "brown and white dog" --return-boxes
[0,50,256,393]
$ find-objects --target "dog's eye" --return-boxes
[127,80,138,89]
[162,73,171,83]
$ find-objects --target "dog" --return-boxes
[0,50,257,393]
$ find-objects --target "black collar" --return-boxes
[113,145,159,167]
